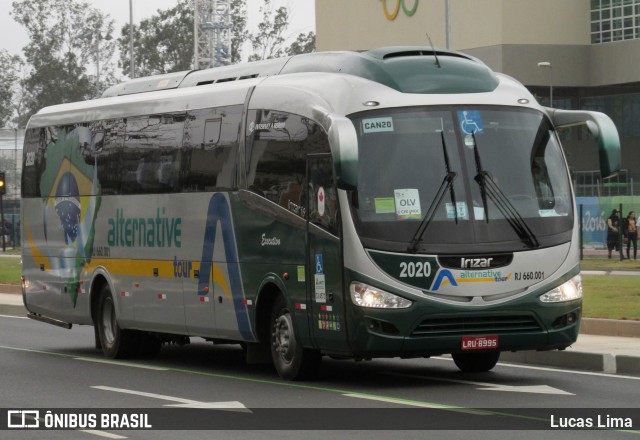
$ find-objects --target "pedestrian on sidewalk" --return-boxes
[607,209,621,259]
[625,210,637,260]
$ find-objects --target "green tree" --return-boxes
[249,1,315,61]
[118,0,194,77]
[118,0,248,76]
[10,63,31,128]
[248,0,289,61]
[230,0,249,64]
[0,50,22,127]
[10,0,116,121]
[286,32,316,56]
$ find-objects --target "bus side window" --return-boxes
[182,105,241,192]
[95,119,125,195]
[246,111,330,216]
[123,113,184,194]
[21,128,46,198]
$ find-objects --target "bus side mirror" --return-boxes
[546,108,621,178]
[328,116,358,190]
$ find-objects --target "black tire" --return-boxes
[270,295,321,380]
[452,351,500,373]
[96,284,138,358]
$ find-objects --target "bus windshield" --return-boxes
[348,106,573,254]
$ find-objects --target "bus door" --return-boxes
[306,154,349,352]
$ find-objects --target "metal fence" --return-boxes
[0,129,23,249]
[573,169,640,197]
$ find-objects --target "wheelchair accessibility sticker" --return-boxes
[457,110,484,135]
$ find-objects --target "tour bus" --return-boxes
[21,47,621,380]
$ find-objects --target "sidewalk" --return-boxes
[2,288,639,376]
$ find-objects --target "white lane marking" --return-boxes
[383,372,574,395]
[92,386,251,412]
[75,357,169,371]
[79,429,128,439]
[0,314,28,319]
[342,393,490,415]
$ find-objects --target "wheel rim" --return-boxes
[273,311,295,365]
[102,298,116,346]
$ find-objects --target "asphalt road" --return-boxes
[0,314,638,440]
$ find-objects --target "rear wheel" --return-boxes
[270,295,321,380]
[97,284,138,358]
[452,351,500,373]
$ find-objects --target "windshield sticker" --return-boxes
[375,197,395,214]
[539,209,567,217]
[446,202,468,220]
[394,189,421,220]
[473,206,486,221]
[457,110,484,135]
[362,117,394,133]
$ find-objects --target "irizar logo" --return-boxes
[460,257,493,269]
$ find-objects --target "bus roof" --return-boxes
[102,46,499,98]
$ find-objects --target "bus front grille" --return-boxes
[410,315,542,337]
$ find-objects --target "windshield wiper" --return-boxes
[471,133,490,223]
[471,134,540,248]
[407,131,457,253]
[441,131,459,225]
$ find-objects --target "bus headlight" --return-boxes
[350,282,412,309]
[539,275,582,303]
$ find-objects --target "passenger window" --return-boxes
[123,113,184,194]
[21,128,46,198]
[182,105,241,191]
[95,119,125,195]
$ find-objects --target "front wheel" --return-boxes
[452,351,500,373]
[270,295,321,380]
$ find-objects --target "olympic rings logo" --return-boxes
[381,0,419,20]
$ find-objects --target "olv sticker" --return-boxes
[394,189,421,220]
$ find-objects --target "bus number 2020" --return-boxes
[399,261,431,278]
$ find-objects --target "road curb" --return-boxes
[617,355,640,375]
[500,349,640,376]
[500,350,613,373]
[0,284,21,294]
[581,318,640,338]
[0,304,26,317]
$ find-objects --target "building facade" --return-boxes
[316,0,640,196]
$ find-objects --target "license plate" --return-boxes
[461,335,499,351]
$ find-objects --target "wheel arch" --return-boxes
[89,267,116,326]
[254,274,288,344]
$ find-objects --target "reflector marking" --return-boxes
[158,294,167,300]
[321,305,332,312]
